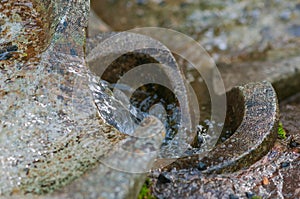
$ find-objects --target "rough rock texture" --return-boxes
[0,0,165,198]
[152,151,300,198]
[151,83,300,199]
[1,0,106,195]
[158,81,279,174]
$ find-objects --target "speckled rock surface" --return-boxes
[150,77,300,199]
[150,82,300,199]
[157,81,278,173]
[1,0,104,195]
[149,79,300,198]
[152,150,300,198]
[0,0,165,198]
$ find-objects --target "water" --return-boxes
[90,78,139,134]
[90,77,182,143]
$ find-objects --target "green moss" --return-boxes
[138,178,156,199]
[251,196,262,199]
[278,122,287,139]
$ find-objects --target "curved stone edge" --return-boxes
[49,116,165,199]
[161,81,279,174]
[86,32,197,147]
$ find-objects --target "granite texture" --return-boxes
[158,81,279,173]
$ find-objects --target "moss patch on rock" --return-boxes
[278,122,287,139]
[138,178,156,199]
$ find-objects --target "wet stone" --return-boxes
[290,140,300,148]
[161,81,279,174]
[229,194,239,199]
[0,51,11,61]
[157,173,171,184]
[150,79,300,198]
[1,0,300,198]
[0,0,149,198]
[281,161,290,168]
[152,149,300,198]
[0,44,18,61]
[6,45,18,52]
[245,192,255,198]
[197,162,207,171]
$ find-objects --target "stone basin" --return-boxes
[152,78,300,199]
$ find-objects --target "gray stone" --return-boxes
[160,81,279,173]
